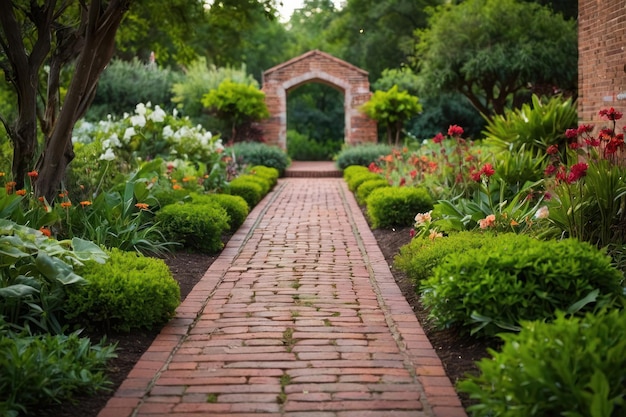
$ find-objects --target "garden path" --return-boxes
[97,163,466,417]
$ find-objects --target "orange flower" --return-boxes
[80,201,92,207]
[5,181,16,194]
[135,203,149,210]
[27,171,38,179]
[60,201,72,209]
[171,179,178,183]
[16,189,26,196]
[39,227,51,237]
[172,184,182,190]
[0,172,5,177]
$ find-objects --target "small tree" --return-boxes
[360,85,422,145]
[201,80,270,143]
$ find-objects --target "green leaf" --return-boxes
[34,252,85,285]
[0,284,39,298]
[70,238,108,264]
[567,290,599,314]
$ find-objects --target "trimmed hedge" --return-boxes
[190,193,249,230]
[250,165,279,187]
[366,186,433,229]
[228,177,264,208]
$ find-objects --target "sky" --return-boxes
[277,0,341,22]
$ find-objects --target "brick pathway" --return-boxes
[98,178,466,417]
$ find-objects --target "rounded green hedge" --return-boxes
[346,171,384,193]
[342,165,370,183]
[250,165,279,187]
[66,248,180,332]
[228,177,264,208]
[155,202,229,253]
[366,186,433,229]
[191,193,249,230]
[356,178,389,205]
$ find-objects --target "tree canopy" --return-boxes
[411,0,577,119]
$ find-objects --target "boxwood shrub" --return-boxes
[155,202,230,253]
[366,186,433,229]
[458,308,626,417]
[250,165,279,187]
[342,165,370,183]
[356,178,389,204]
[65,248,181,332]
[346,170,384,193]
[335,144,393,170]
[395,231,495,285]
[190,193,249,230]
[236,173,271,195]
[421,234,624,336]
[228,177,264,208]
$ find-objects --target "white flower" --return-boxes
[123,127,136,141]
[99,148,116,161]
[148,105,166,123]
[162,125,174,139]
[108,133,122,148]
[535,206,550,219]
[130,114,146,127]
[172,108,178,118]
[135,103,147,116]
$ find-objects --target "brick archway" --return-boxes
[259,50,377,149]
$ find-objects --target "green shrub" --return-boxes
[366,186,434,229]
[155,202,229,253]
[421,234,624,336]
[236,174,271,195]
[342,165,371,182]
[66,248,180,332]
[153,187,192,209]
[287,130,342,161]
[190,193,249,230]
[335,144,393,170]
[458,309,626,417]
[227,177,264,208]
[395,231,494,285]
[356,178,389,205]
[347,170,384,192]
[0,322,116,416]
[250,165,279,187]
[229,142,290,175]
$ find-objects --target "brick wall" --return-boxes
[259,50,377,149]
[579,0,626,132]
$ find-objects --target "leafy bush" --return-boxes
[421,234,624,336]
[236,174,271,195]
[484,94,577,156]
[155,202,229,253]
[227,177,264,208]
[87,58,180,121]
[356,178,389,205]
[395,231,494,285]
[366,186,433,229]
[287,130,341,161]
[342,165,371,182]
[0,322,116,417]
[346,170,384,192]
[335,144,393,170]
[249,165,279,187]
[0,219,107,334]
[190,193,249,230]
[458,309,626,417]
[153,187,192,209]
[65,248,180,332]
[229,142,290,175]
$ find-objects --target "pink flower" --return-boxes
[599,107,623,121]
[478,214,496,229]
[409,229,416,238]
[578,124,594,134]
[565,129,578,139]
[447,125,464,137]
[546,145,559,155]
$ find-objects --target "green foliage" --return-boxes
[0,321,116,417]
[413,0,577,117]
[229,142,290,175]
[335,144,394,170]
[237,174,271,195]
[484,94,578,156]
[346,171,384,193]
[421,234,624,336]
[395,231,493,285]
[87,58,180,121]
[155,202,229,253]
[356,178,389,205]
[0,219,107,334]
[458,309,626,417]
[360,85,422,145]
[227,177,264,208]
[287,130,342,161]
[153,187,192,209]
[65,248,180,332]
[366,186,433,229]
[286,83,345,144]
[202,80,270,142]
[249,165,279,187]
[170,60,258,125]
[190,193,249,230]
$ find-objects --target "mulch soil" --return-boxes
[36,212,494,417]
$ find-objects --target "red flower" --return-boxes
[565,129,578,139]
[605,135,625,154]
[544,164,557,176]
[599,128,614,141]
[470,171,482,182]
[16,189,26,196]
[481,163,495,177]
[577,124,594,134]
[368,162,382,173]
[39,227,51,237]
[399,177,406,187]
[409,229,416,238]
[568,142,582,150]
[546,145,559,155]
[567,162,588,183]
[584,137,601,147]
[432,132,445,143]
[447,125,464,137]
[409,170,417,179]
[27,170,38,179]
[599,107,623,121]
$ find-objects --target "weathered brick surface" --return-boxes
[259,50,378,148]
[98,175,466,417]
[579,0,626,132]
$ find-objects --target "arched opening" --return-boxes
[286,82,345,160]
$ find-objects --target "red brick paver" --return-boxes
[98,178,466,417]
